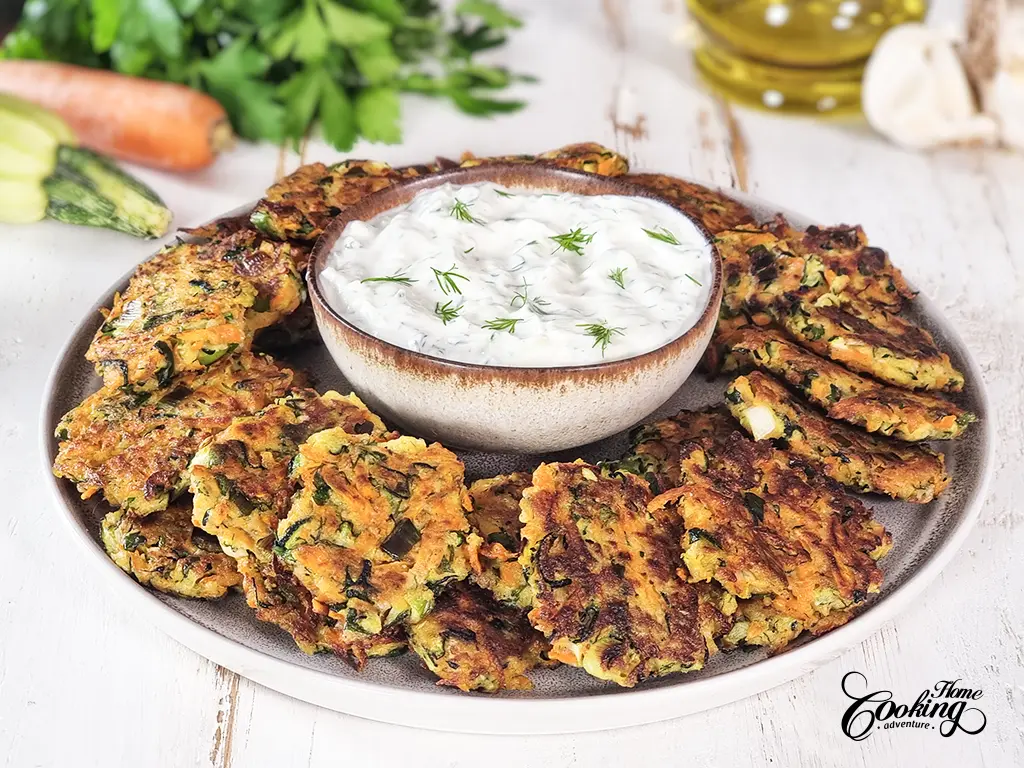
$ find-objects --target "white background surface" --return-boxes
[2,0,1022,765]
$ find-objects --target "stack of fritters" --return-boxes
[700,210,973,503]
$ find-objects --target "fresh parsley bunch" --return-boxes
[2,0,527,149]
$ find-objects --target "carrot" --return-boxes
[0,61,233,172]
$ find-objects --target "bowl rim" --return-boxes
[307,163,724,375]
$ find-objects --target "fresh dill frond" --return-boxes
[509,278,551,315]
[450,199,481,224]
[608,267,627,289]
[434,300,461,325]
[431,263,470,295]
[361,272,416,285]
[494,189,516,198]
[577,322,625,355]
[550,228,595,255]
[483,317,522,334]
[642,226,681,245]
[685,273,702,286]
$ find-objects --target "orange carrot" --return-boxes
[0,60,233,171]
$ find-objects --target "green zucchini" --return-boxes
[44,147,171,238]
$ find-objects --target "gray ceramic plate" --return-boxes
[40,190,993,734]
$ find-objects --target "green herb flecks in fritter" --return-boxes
[519,462,710,687]
[609,407,739,494]
[86,227,305,391]
[466,473,534,609]
[275,431,482,633]
[53,352,296,516]
[408,582,550,692]
[724,327,974,441]
[189,389,394,561]
[726,371,950,503]
[100,502,241,599]
[651,431,891,653]
[777,293,964,392]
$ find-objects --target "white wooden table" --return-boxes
[2,1,1022,765]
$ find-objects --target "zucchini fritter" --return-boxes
[726,371,950,502]
[236,556,407,669]
[625,173,755,234]
[87,228,305,391]
[765,217,915,312]
[725,327,975,441]
[408,583,549,692]
[519,462,709,687]
[778,294,965,392]
[189,389,393,561]
[101,502,241,599]
[611,407,738,493]
[53,352,296,516]
[275,431,482,633]
[466,473,533,609]
[189,390,407,666]
[651,431,890,652]
[459,142,628,176]
[250,159,435,241]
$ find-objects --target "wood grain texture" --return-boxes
[1,0,1021,765]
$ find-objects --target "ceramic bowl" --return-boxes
[308,164,723,452]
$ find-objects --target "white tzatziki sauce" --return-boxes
[320,182,712,367]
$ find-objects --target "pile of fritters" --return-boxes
[52,142,974,694]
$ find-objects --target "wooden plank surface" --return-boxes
[1,0,1021,765]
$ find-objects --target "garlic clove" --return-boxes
[862,23,999,149]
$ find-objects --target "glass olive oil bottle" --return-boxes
[688,0,928,114]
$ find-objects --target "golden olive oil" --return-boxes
[688,0,928,114]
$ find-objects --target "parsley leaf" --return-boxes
[355,86,401,143]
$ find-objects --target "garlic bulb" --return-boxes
[862,23,999,149]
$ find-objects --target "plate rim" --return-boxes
[39,190,995,735]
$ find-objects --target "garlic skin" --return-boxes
[862,23,999,149]
[988,66,1024,151]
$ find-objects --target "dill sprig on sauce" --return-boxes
[642,226,681,245]
[431,264,470,295]
[608,267,627,289]
[360,272,417,285]
[550,228,594,255]
[578,322,625,355]
[450,199,482,224]
[685,273,703,287]
[494,189,516,198]
[510,278,551,315]
[483,317,522,334]
[434,300,461,325]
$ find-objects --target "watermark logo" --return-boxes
[840,671,987,741]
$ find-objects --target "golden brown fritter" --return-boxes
[275,431,482,634]
[236,556,407,669]
[189,389,394,561]
[724,327,975,441]
[726,371,950,503]
[466,473,533,609]
[765,217,916,312]
[86,228,304,392]
[178,211,254,241]
[53,352,297,516]
[407,583,549,692]
[459,142,629,176]
[777,293,965,392]
[650,431,890,652]
[101,502,241,599]
[519,462,709,687]
[625,173,756,234]
[249,159,435,242]
[611,407,739,493]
